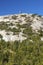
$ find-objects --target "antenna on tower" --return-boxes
[19,11,22,14]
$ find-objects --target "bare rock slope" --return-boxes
[0,13,43,42]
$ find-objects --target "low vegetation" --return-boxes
[0,37,43,65]
[0,14,43,65]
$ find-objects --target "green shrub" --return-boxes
[12,15,18,20]
[21,14,26,17]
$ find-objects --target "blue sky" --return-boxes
[0,0,43,15]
